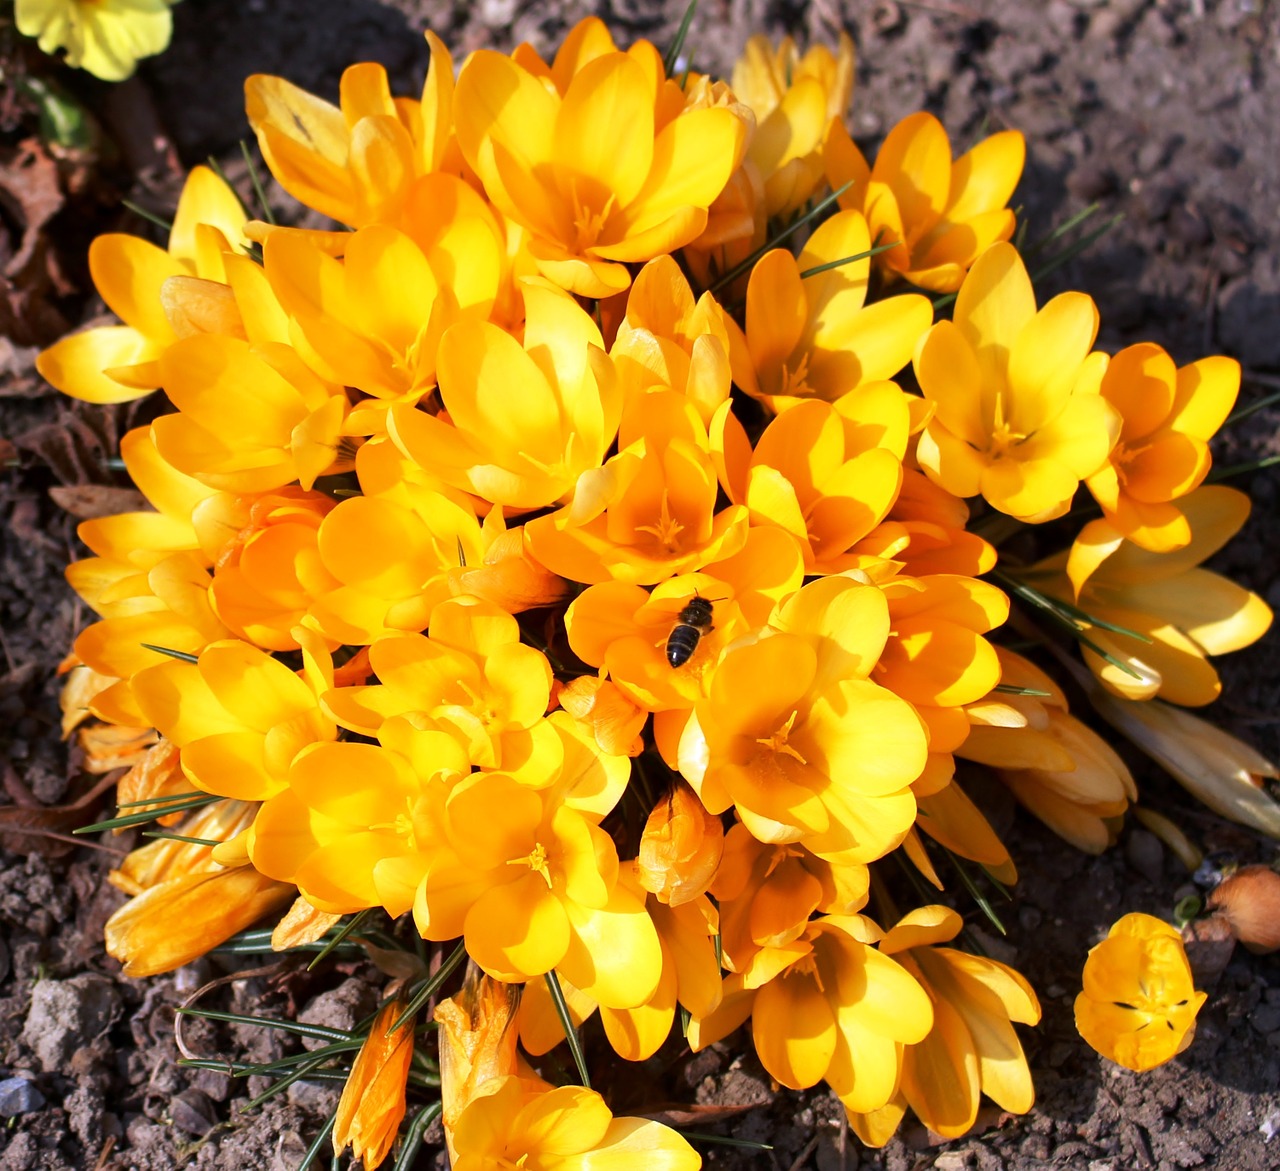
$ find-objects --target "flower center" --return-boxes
[635,490,686,551]
[509,842,553,888]
[988,393,1028,457]
[370,800,420,851]
[779,352,812,398]
[570,180,617,252]
[755,710,808,764]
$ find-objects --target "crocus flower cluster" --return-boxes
[44,15,1275,1164]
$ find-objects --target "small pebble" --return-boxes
[0,1076,46,1117]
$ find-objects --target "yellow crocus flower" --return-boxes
[1075,913,1207,1072]
[38,165,245,403]
[454,43,747,297]
[847,906,1041,1145]
[730,208,933,413]
[915,242,1119,522]
[826,113,1025,293]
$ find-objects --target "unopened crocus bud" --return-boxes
[434,970,521,1163]
[1088,690,1280,838]
[105,865,293,977]
[333,998,415,1170]
[1207,865,1280,954]
[558,675,646,757]
[636,780,724,906]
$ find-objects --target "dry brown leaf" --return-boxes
[49,483,148,519]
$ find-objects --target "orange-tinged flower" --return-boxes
[557,675,647,758]
[730,208,933,413]
[1033,485,1272,705]
[246,37,460,228]
[636,780,725,906]
[454,43,747,296]
[677,576,926,862]
[1075,912,1207,1072]
[197,487,337,652]
[960,650,1136,853]
[109,799,257,897]
[733,32,854,217]
[154,334,350,492]
[714,384,909,573]
[1081,344,1239,552]
[848,906,1041,1144]
[71,552,232,726]
[689,914,932,1115]
[826,114,1025,293]
[322,596,557,772]
[888,467,996,578]
[390,278,621,510]
[105,862,293,978]
[565,573,752,712]
[611,255,735,426]
[525,392,750,585]
[436,973,521,1163]
[914,242,1119,522]
[38,166,247,404]
[445,507,572,614]
[449,1076,700,1171]
[115,738,190,826]
[711,822,869,974]
[333,998,415,1170]
[132,632,336,801]
[271,897,342,950]
[76,722,157,773]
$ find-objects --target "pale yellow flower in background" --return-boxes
[16,0,179,82]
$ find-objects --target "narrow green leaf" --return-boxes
[948,852,1006,936]
[663,1,698,77]
[798,240,901,279]
[393,1102,443,1171]
[1209,453,1280,481]
[308,908,376,971]
[682,1133,774,1150]
[139,831,221,848]
[991,683,1053,698]
[121,200,173,234]
[1030,213,1124,284]
[1023,202,1101,259]
[140,643,200,663]
[1225,389,1280,427]
[75,793,219,834]
[176,1006,352,1044]
[390,939,469,1035]
[241,139,277,226]
[298,1106,339,1171]
[545,969,591,1089]
[709,181,853,294]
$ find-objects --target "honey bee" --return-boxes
[666,594,716,668]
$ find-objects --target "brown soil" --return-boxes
[2,2,1278,1169]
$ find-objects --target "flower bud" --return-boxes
[1207,865,1280,954]
[435,971,521,1163]
[636,780,724,906]
[333,998,415,1170]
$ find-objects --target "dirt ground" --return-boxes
[1,1,1279,1168]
